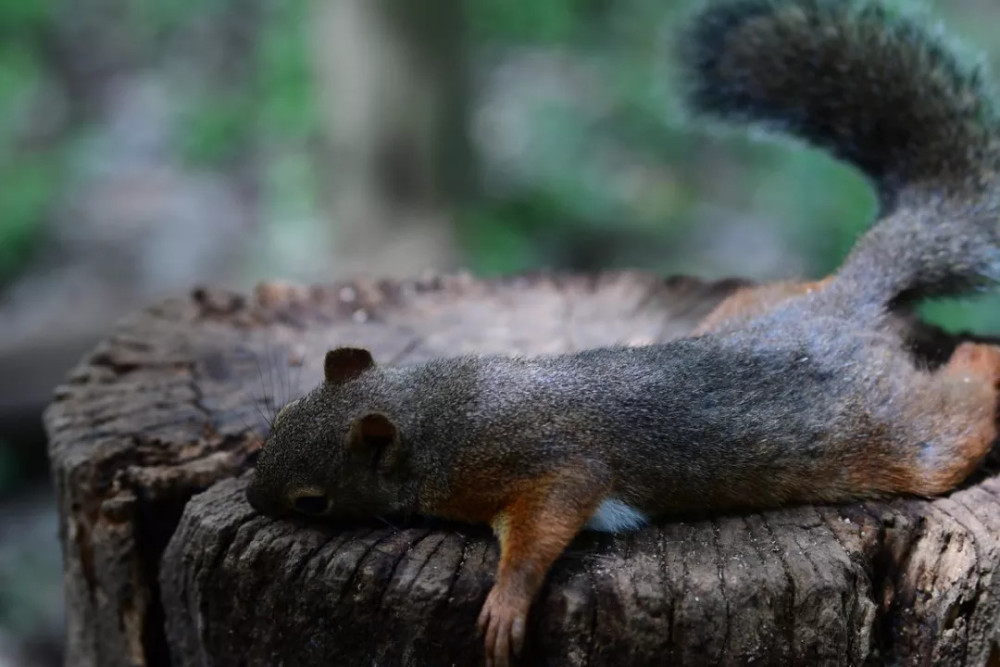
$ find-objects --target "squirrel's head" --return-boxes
[246,347,413,521]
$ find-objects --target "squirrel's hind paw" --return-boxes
[945,342,1000,390]
[915,343,1000,495]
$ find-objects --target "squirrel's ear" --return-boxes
[324,347,375,385]
[347,413,406,475]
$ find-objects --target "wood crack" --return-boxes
[710,519,732,665]
[759,514,797,659]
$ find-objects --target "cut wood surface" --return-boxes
[43,272,1000,667]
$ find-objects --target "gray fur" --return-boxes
[248,324,962,518]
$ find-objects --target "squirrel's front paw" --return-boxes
[476,584,528,667]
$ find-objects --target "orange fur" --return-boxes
[916,343,1000,493]
[468,467,609,667]
[693,278,833,334]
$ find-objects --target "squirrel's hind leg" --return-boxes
[915,343,1000,495]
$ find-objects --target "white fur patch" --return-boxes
[585,498,648,533]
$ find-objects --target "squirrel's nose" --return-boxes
[246,484,264,512]
[246,480,280,515]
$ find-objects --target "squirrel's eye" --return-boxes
[292,494,330,516]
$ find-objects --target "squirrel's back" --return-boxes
[681,0,1000,314]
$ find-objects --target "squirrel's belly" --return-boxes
[585,498,649,533]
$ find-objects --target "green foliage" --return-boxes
[178,93,254,166]
[0,157,56,281]
[753,146,877,275]
[460,195,567,276]
[0,0,996,333]
[126,0,207,44]
[256,0,320,141]
[0,46,58,282]
[261,152,321,222]
[177,0,319,169]
[0,48,40,147]
[251,0,326,272]
[921,296,1000,334]
[468,0,596,43]
[0,0,55,37]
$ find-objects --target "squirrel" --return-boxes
[246,1,1000,665]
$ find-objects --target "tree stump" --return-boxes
[44,272,1000,667]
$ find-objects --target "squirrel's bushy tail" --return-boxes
[681,0,1000,310]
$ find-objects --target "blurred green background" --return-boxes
[1,0,999,664]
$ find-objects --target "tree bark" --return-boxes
[44,272,1000,667]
